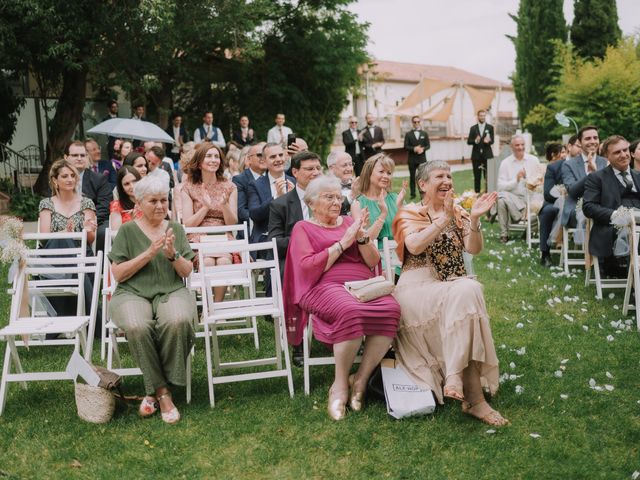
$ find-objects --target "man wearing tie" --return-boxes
[267,113,293,148]
[403,115,431,199]
[193,111,226,149]
[583,135,639,278]
[358,112,384,161]
[232,115,255,146]
[467,109,494,193]
[342,116,363,176]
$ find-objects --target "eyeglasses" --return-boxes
[412,121,420,124]
[318,193,342,203]
[349,121,357,124]
[68,153,87,157]
[300,166,323,172]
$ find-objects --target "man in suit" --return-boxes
[248,143,295,245]
[583,135,638,277]
[327,151,355,206]
[193,111,226,149]
[164,113,188,166]
[85,138,117,186]
[342,116,363,176]
[561,125,607,228]
[130,104,146,148]
[358,112,384,162]
[539,143,567,267]
[267,113,293,148]
[404,115,430,199]
[102,99,119,160]
[233,142,266,237]
[64,141,112,251]
[467,109,494,193]
[232,115,255,146]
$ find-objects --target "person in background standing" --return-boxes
[267,113,293,149]
[358,113,384,161]
[193,111,226,149]
[342,116,363,177]
[165,113,188,168]
[232,115,255,146]
[403,115,430,199]
[467,109,494,194]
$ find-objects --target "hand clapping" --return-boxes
[163,228,176,259]
[340,214,364,249]
[470,192,498,219]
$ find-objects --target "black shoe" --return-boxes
[292,344,304,368]
[540,255,552,268]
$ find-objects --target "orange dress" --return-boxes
[109,200,142,225]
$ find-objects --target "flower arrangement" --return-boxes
[0,216,27,266]
[454,190,477,211]
[610,206,635,231]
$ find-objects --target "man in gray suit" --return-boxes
[560,125,607,227]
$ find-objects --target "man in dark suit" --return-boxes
[102,99,119,160]
[466,109,494,193]
[233,142,266,238]
[164,113,188,165]
[342,116,363,176]
[84,138,117,186]
[561,125,607,227]
[404,115,430,199]
[248,143,295,245]
[538,143,566,267]
[64,141,113,251]
[583,135,638,277]
[232,115,255,146]
[358,112,384,162]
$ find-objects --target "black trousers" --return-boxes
[538,204,559,254]
[472,157,488,193]
[353,153,364,178]
[408,158,426,197]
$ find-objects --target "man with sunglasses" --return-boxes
[404,115,431,199]
[342,116,363,176]
[233,141,266,237]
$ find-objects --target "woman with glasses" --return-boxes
[283,175,400,421]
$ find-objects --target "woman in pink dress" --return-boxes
[284,175,400,421]
[181,142,238,301]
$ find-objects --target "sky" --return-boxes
[347,0,640,83]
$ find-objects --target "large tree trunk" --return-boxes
[156,80,173,130]
[33,67,88,195]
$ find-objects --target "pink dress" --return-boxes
[283,216,400,345]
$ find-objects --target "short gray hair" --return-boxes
[326,151,339,168]
[134,170,170,201]
[511,134,525,144]
[417,160,450,183]
[304,175,341,206]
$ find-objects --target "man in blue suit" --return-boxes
[561,126,607,227]
[539,143,567,267]
[232,142,266,239]
[248,143,295,245]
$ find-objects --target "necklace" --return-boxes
[309,217,340,228]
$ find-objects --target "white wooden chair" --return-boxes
[197,240,294,407]
[560,226,586,274]
[0,252,102,415]
[100,227,118,361]
[622,220,640,331]
[381,237,401,282]
[584,218,627,299]
[508,189,540,249]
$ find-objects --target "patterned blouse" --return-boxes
[402,214,471,281]
[39,196,96,233]
[181,178,236,239]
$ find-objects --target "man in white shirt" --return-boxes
[266,113,293,148]
[327,151,354,204]
[164,114,188,165]
[495,135,541,243]
[583,135,638,277]
[193,111,226,148]
[342,116,363,176]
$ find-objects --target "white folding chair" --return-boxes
[100,227,117,361]
[622,222,640,330]
[0,252,102,415]
[584,218,627,299]
[198,240,294,407]
[508,190,540,249]
[381,237,401,282]
[560,226,586,274]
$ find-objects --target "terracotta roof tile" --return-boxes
[367,60,512,89]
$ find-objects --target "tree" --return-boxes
[571,0,622,60]
[553,38,640,140]
[509,0,567,125]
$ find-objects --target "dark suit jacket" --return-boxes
[233,168,259,230]
[560,154,607,225]
[583,166,640,258]
[96,160,118,186]
[466,123,494,160]
[543,160,565,206]
[360,126,384,160]
[248,173,295,244]
[268,189,304,274]
[82,169,113,226]
[164,125,188,153]
[342,129,360,161]
[232,129,255,146]
[404,129,430,164]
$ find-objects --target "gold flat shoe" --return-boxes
[348,374,365,412]
[327,388,347,421]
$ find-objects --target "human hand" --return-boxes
[443,188,455,219]
[397,179,408,204]
[376,190,388,218]
[83,217,97,233]
[475,135,481,144]
[587,152,596,173]
[163,228,176,259]
[147,234,165,257]
[66,219,74,232]
[201,186,216,210]
[517,168,526,181]
[340,216,362,249]
[358,207,370,239]
[275,178,294,197]
[470,192,498,220]
[483,133,491,143]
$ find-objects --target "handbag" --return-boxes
[74,366,123,424]
[344,275,394,302]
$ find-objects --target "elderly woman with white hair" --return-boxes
[283,175,400,421]
[108,174,197,425]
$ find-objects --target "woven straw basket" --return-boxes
[75,383,115,423]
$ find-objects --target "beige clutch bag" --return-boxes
[344,276,395,302]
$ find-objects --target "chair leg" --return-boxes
[0,345,12,416]
[594,260,603,300]
[277,316,294,398]
[303,325,311,396]
[7,338,26,389]
[78,328,88,360]
[186,347,193,405]
[211,324,222,375]
[100,299,107,361]
[274,315,283,370]
[203,324,215,408]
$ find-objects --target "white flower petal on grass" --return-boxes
[516,347,526,356]
[564,285,571,291]
[606,335,615,342]
[486,429,496,434]
[613,305,619,310]
[554,370,563,378]
[589,378,597,388]
[583,325,589,331]
[509,362,516,369]
[631,471,639,480]
[576,353,581,360]
[581,308,588,313]
[594,386,604,391]
[554,297,562,303]
[604,385,614,391]
[515,385,524,394]
[606,371,614,379]
[560,394,568,400]
[529,433,541,439]
[608,293,615,299]
[568,335,572,341]
[560,359,569,364]
[563,314,574,322]
[516,323,524,329]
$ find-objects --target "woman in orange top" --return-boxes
[109,166,142,230]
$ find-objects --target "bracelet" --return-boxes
[335,242,344,254]
[470,222,482,233]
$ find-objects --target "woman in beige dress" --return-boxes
[391,161,508,426]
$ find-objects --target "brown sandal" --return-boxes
[462,401,510,426]
[443,385,465,402]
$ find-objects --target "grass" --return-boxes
[0,169,639,479]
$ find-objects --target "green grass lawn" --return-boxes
[0,170,638,479]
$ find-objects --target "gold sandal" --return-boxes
[462,401,510,426]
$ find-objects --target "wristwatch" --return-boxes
[356,235,370,245]
[169,252,181,262]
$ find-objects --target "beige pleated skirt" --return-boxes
[392,267,500,404]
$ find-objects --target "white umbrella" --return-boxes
[87,118,174,144]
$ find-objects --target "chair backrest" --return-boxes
[381,237,401,281]
[184,224,248,245]
[197,239,282,318]
[23,230,88,259]
[103,228,119,294]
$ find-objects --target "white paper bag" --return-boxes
[381,359,436,419]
